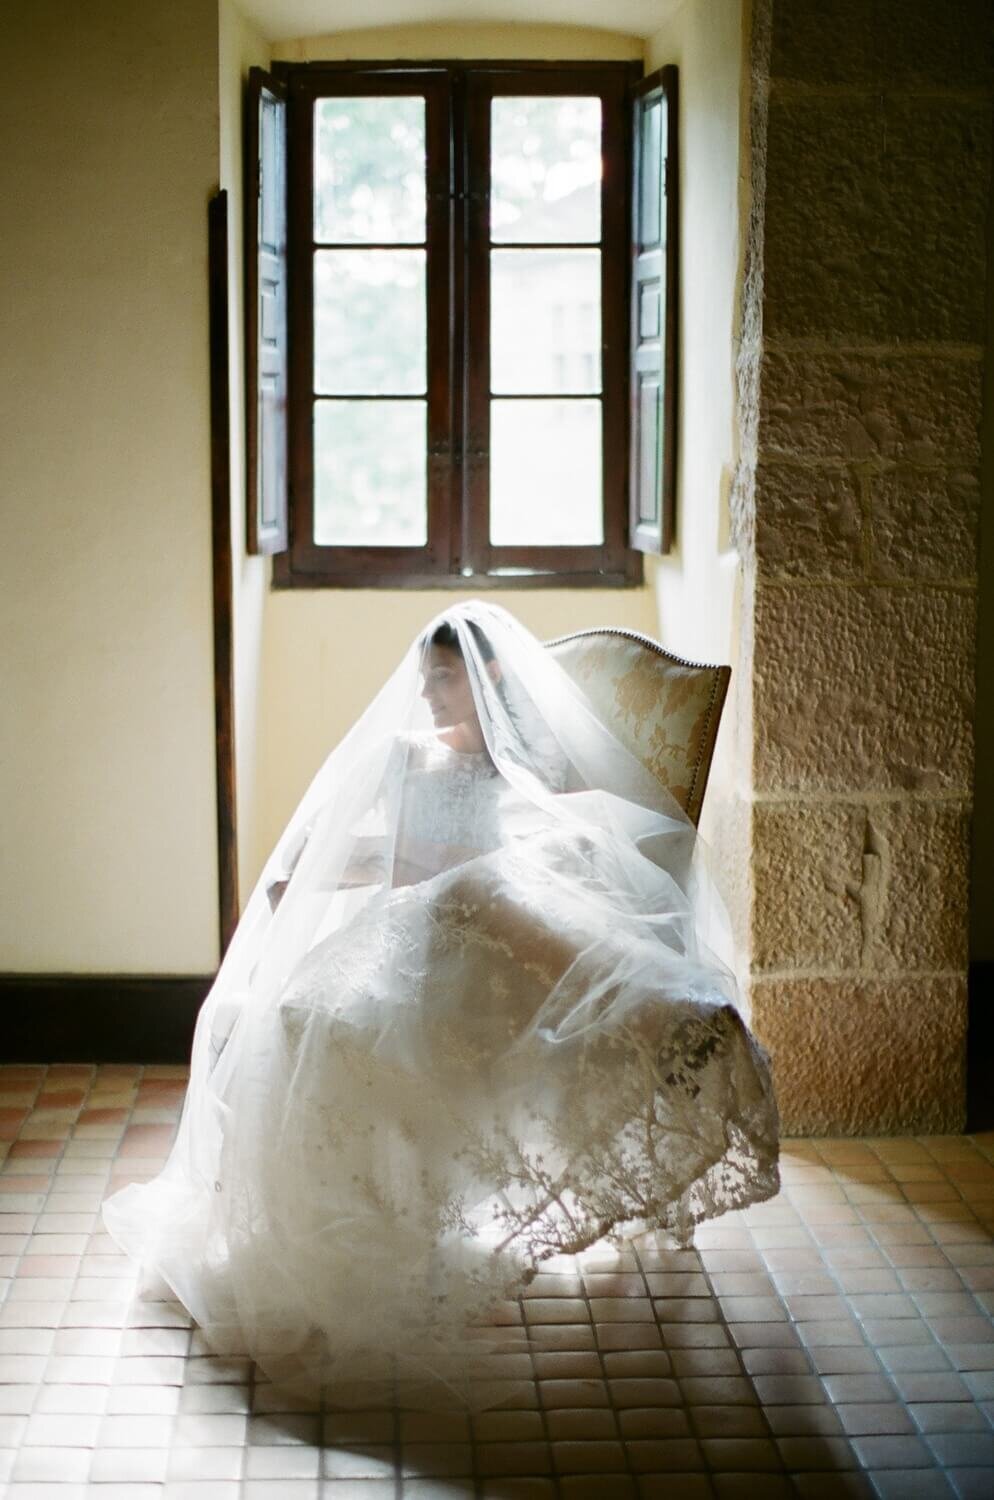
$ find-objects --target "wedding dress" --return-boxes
[103,602,779,1407]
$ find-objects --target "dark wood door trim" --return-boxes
[209,189,239,955]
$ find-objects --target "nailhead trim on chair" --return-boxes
[546,626,731,825]
[547,624,728,675]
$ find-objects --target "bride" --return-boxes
[103,601,779,1407]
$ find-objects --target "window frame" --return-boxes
[271,58,644,591]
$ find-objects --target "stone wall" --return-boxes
[741,0,993,1132]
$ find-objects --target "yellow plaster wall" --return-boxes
[0,0,221,972]
[274,21,643,62]
[644,0,747,673]
[641,0,751,979]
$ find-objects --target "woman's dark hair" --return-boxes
[429,619,496,663]
[428,616,569,789]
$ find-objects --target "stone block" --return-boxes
[752,802,865,971]
[764,96,990,342]
[873,97,991,345]
[864,801,971,972]
[753,584,975,795]
[750,975,967,1134]
[759,350,983,468]
[754,462,863,579]
[764,100,882,341]
[771,0,876,88]
[771,0,994,91]
[870,468,979,583]
[879,0,994,91]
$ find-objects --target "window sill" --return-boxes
[270,562,645,591]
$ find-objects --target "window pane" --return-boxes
[491,249,601,394]
[314,400,426,546]
[314,250,426,395]
[490,400,602,546]
[314,96,426,244]
[491,97,601,245]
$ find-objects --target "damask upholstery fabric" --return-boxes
[548,630,730,826]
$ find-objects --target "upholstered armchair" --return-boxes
[546,627,731,826]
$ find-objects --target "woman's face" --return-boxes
[421,646,478,729]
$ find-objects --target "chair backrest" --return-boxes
[545,627,731,826]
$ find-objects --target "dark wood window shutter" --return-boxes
[629,66,678,556]
[245,66,289,555]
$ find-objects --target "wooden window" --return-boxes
[283,69,455,585]
[461,68,635,586]
[629,66,679,556]
[245,67,289,555]
[246,60,679,587]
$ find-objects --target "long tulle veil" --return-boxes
[103,601,778,1406]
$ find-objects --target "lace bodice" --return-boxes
[395,731,507,881]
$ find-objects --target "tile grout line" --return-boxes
[630,1231,716,1497]
[579,1245,636,1497]
[0,1067,49,1376]
[519,1283,561,1500]
[807,1138,956,1482]
[691,1218,791,1489]
[0,1067,52,1446]
[779,1150,926,1486]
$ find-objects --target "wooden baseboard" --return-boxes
[0,974,212,1064]
[208,189,239,955]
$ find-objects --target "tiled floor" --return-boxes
[0,1065,992,1499]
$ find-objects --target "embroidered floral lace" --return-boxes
[103,603,779,1408]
